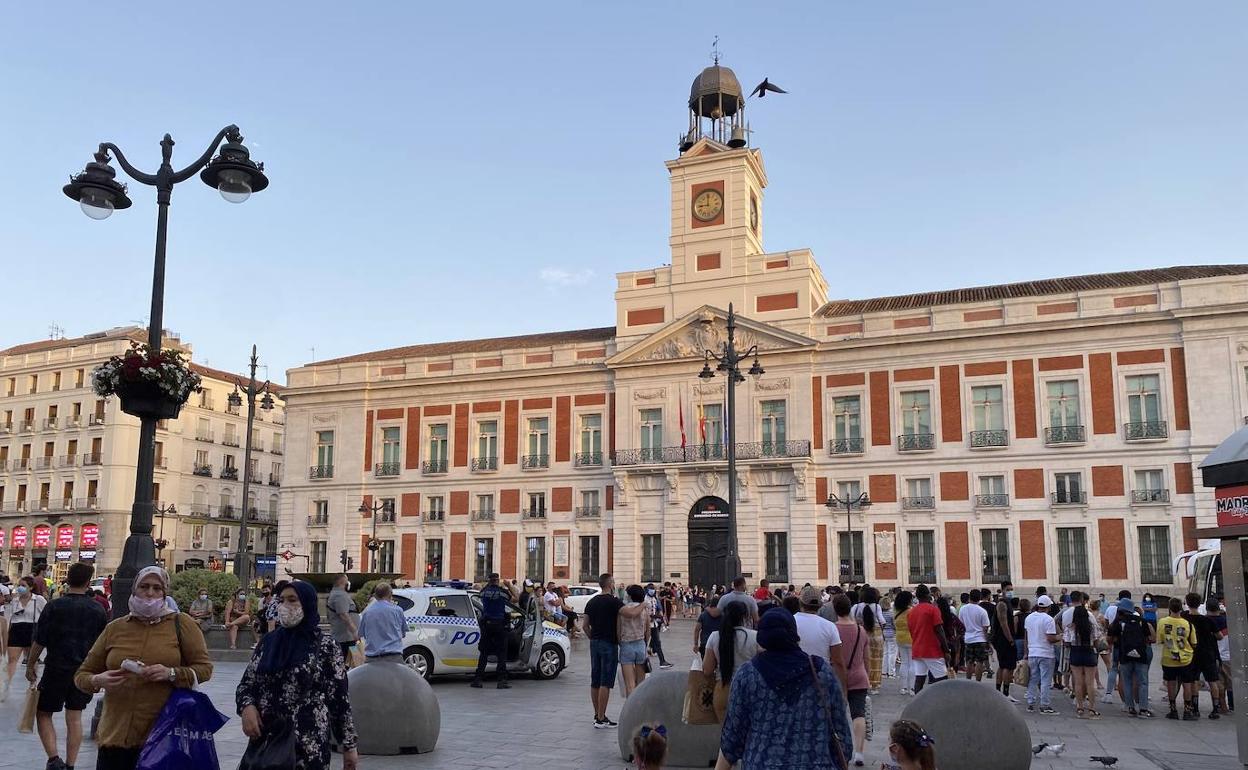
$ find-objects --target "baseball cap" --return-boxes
[1036,595,1054,608]
[800,586,821,606]
[523,579,534,588]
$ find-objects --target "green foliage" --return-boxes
[353,580,381,612]
[170,569,241,615]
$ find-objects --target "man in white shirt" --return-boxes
[543,582,563,620]
[1023,595,1060,714]
[957,588,991,681]
[1056,590,1087,692]
[795,586,847,689]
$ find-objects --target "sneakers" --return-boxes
[497,681,511,689]
[1209,711,1221,720]
[46,759,68,770]
[1006,695,1019,704]
[1166,708,1179,720]
[1026,704,1036,713]
[593,718,610,729]
[1100,692,1113,704]
[1038,706,1058,715]
[851,751,865,767]
[1138,709,1154,718]
[659,662,674,670]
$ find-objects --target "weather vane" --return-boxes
[711,35,720,65]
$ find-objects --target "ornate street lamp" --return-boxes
[229,345,275,590]
[359,498,394,572]
[63,126,267,618]
[154,502,176,566]
[826,491,871,584]
[697,303,764,582]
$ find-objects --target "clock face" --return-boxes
[750,196,759,231]
[692,189,724,222]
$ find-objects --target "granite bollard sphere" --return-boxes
[899,678,1031,770]
[617,670,720,768]
[346,655,441,755]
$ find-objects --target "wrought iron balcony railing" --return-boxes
[901,496,936,510]
[828,437,865,455]
[975,494,1010,508]
[1051,491,1087,505]
[89,415,105,426]
[897,433,935,452]
[1131,489,1170,504]
[1045,425,1086,445]
[423,510,445,522]
[196,432,215,443]
[19,421,35,432]
[34,457,52,470]
[909,570,937,584]
[524,508,547,519]
[309,465,333,480]
[222,436,240,447]
[0,423,10,434]
[470,509,495,521]
[378,510,396,523]
[375,462,401,477]
[1125,421,1168,441]
[59,455,77,468]
[421,459,448,475]
[220,467,239,481]
[575,506,601,518]
[611,441,810,467]
[268,474,281,487]
[43,418,58,430]
[969,430,1009,448]
[193,463,213,477]
[574,451,603,467]
[522,454,550,470]
[470,456,498,472]
[82,453,102,466]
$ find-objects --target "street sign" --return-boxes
[280,549,295,561]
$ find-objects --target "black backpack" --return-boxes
[1117,610,1149,660]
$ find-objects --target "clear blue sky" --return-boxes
[2,3,1244,382]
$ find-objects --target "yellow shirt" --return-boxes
[894,609,912,645]
[75,613,213,749]
[1157,615,1195,668]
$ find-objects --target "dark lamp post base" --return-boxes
[724,554,742,584]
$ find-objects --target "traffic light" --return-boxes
[339,549,348,569]
[425,562,434,575]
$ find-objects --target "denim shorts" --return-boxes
[619,639,648,665]
[590,639,618,689]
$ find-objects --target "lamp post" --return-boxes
[698,303,765,583]
[153,502,176,567]
[63,126,267,618]
[229,346,275,590]
[825,491,871,585]
[358,498,394,572]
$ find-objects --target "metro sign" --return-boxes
[1216,484,1248,528]
[280,550,295,561]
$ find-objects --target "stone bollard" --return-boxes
[617,670,720,768]
[346,653,440,755]
[899,678,1031,770]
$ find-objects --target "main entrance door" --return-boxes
[688,496,731,590]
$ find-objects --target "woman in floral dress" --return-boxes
[237,580,359,769]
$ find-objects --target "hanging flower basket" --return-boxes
[92,342,201,420]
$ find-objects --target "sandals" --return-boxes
[1076,707,1086,718]
[1087,709,1102,719]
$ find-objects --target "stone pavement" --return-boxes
[0,619,1239,769]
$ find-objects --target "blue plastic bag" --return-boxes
[136,689,231,770]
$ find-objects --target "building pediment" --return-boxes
[609,305,816,366]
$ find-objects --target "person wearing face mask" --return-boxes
[5,576,48,699]
[188,589,215,630]
[74,565,213,770]
[236,580,359,770]
[223,590,253,650]
[645,583,673,669]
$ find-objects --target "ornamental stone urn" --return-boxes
[899,678,1031,770]
[345,653,440,755]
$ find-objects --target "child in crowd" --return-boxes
[881,719,937,770]
[632,723,667,770]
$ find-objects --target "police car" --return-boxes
[392,586,570,681]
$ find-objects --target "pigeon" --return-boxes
[750,78,788,98]
[1046,744,1066,757]
[1090,757,1118,767]
[1032,743,1048,756]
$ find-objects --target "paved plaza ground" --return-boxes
[0,618,1240,769]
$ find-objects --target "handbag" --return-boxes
[18,685,38,733]
[136,690,230,770]
[238,714,297,770]
[808,657,850,770]
[682,666,718,725]
[1013,659,1030,687]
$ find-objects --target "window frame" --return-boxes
[764,531,789,583]
[906,529,937,584]
[1056,527,1090,584]
[1137,526,1172,585]
[640,534,662,583]
[979,527,1011,583]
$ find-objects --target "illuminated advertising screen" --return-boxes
[80,524,99,548]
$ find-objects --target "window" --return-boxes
[1133,469,1168,503]
[698,404,723,448]
[578,414,602,464]
[980,529,1010,582]
[427,496,445,520]
[427,593,473,618]
[898,391,934,450]
[830,395,863,453]
[970,385,1004,430]
[765,532,789,582]
[191,525,204,550]
[837,480,862,500]
[837,531,864,582]
[5,378,14,397]
[377,540,395,573]
[316,430,334,469]
[476,420,498,468]
[639,409,663,459]
[310,541,327,573]
[907,530,936,583]
[28,375,37,394]
[425,539,443,581]
[526,537,546,581]
[1138,526,1172,584]
[1125,374,1162,424]
[218,526,232,550]
[1046,380,1081,427]
[427,424,448,471]
[1054,472,1084,504]
[580,489,599,514]
[381,427,401,466]
[474,538,495,581]
[378,497,394,521]
[526,417,549,461]
[579,536,600,581]
[52,372,61,391]
[903,478,934,509]
[75,369,84,388]
[527,492,546,518]
[224,423,237,446]
[223,454,237,471]
[640,534,662,582]
[313,499,329,524]
[976,475,1007,507]
[760,400,786,453]
[1056,528,1089,583]
[476,494,494,514]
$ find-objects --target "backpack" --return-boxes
[1117,610,1149,660]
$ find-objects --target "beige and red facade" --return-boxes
[278,120,1248,593]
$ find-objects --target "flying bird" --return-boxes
[750,78,788,98]
[1090,757,1118,767]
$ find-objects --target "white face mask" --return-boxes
[199,594,208,600]
[276,602,304,628]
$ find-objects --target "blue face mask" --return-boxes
[647,589,655,596]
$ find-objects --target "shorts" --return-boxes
[37,667,93,713]
[589,639,618,689]
[965,642,990,664]
[7,622,34,649]
[1162,664,1198,683]
[1069,646,1098,668]
[846,689,868,720]
[911,657,948,680]
[1055,643,1071,674]
[1190,658,1221,685]
[619,639,648,665]
[992,638,1017,670]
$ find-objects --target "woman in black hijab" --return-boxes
[715,609,854,769]
[236,580,359,769]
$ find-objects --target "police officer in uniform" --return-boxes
[472,573,515,689]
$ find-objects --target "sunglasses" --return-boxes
[639,724,667,739]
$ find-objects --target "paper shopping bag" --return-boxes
[682,669,718,725]
[18,686,38,733]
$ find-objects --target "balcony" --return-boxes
[897,433,935,452]
[421,459,448,475]
[185,503,210,517]
[196,432,215,443]
[1125,421,1168,441]
[74,497,100,511]
[828,437,865,455]
[575,506,601,518]
[470,456,498,472]
[611,441,811,467]
[155,457,167,470]
[217,506,238,520]
[470,509,496,521]
[522,454,550,470]
[88,415,105,427]
[375,462,401,477]
[309,465,334,480]
[574,451,603,468]
[220,467,239,481]
[975,494,1010,508]
[19,420,34,433]
[226,405,241,416]
[0,422,10,434]
[423,511,445,523]
[43,418,58,430]
[908,570,938,585]
[198,400,215,411]
[12,458,31,471]
[0,501,28,513]
[268,474,281,487]
[901,496,936,511]
[34,456,53,470]
[378,509,396,523]
[1044,425,1085,445]
[65,417,81,429]
[222,436,240,447]
[192,463,213,477]
[1051,491,1087,506]
[1131,489,1170,504]
[969,430,1009,449]
[82,453,102,466]
[59,455,77,468]
[524,509,547,519]
[251,442,264,452]
[308,513,329,527]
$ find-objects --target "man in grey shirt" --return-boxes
[716,576,759,626]
[326,573,358,661]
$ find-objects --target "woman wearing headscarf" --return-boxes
[716,609,853,770]
[74,566,213,770]
[236,580,359,769]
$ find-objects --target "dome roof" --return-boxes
[689,65,743,118]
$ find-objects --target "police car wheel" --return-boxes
[533,644,564,680]
[404,646,433,680]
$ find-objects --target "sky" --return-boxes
[1,3,1244,383]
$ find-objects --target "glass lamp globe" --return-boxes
[217,169,252,204]
[79,188,115,220]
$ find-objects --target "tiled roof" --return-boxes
[0,326,146,357]
[314,326,618,366]
[190,363,285,394]
[818,265,1248,318]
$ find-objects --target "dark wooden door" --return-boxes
[689,528,730,590]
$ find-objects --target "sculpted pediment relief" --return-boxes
[610,306,816,365]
